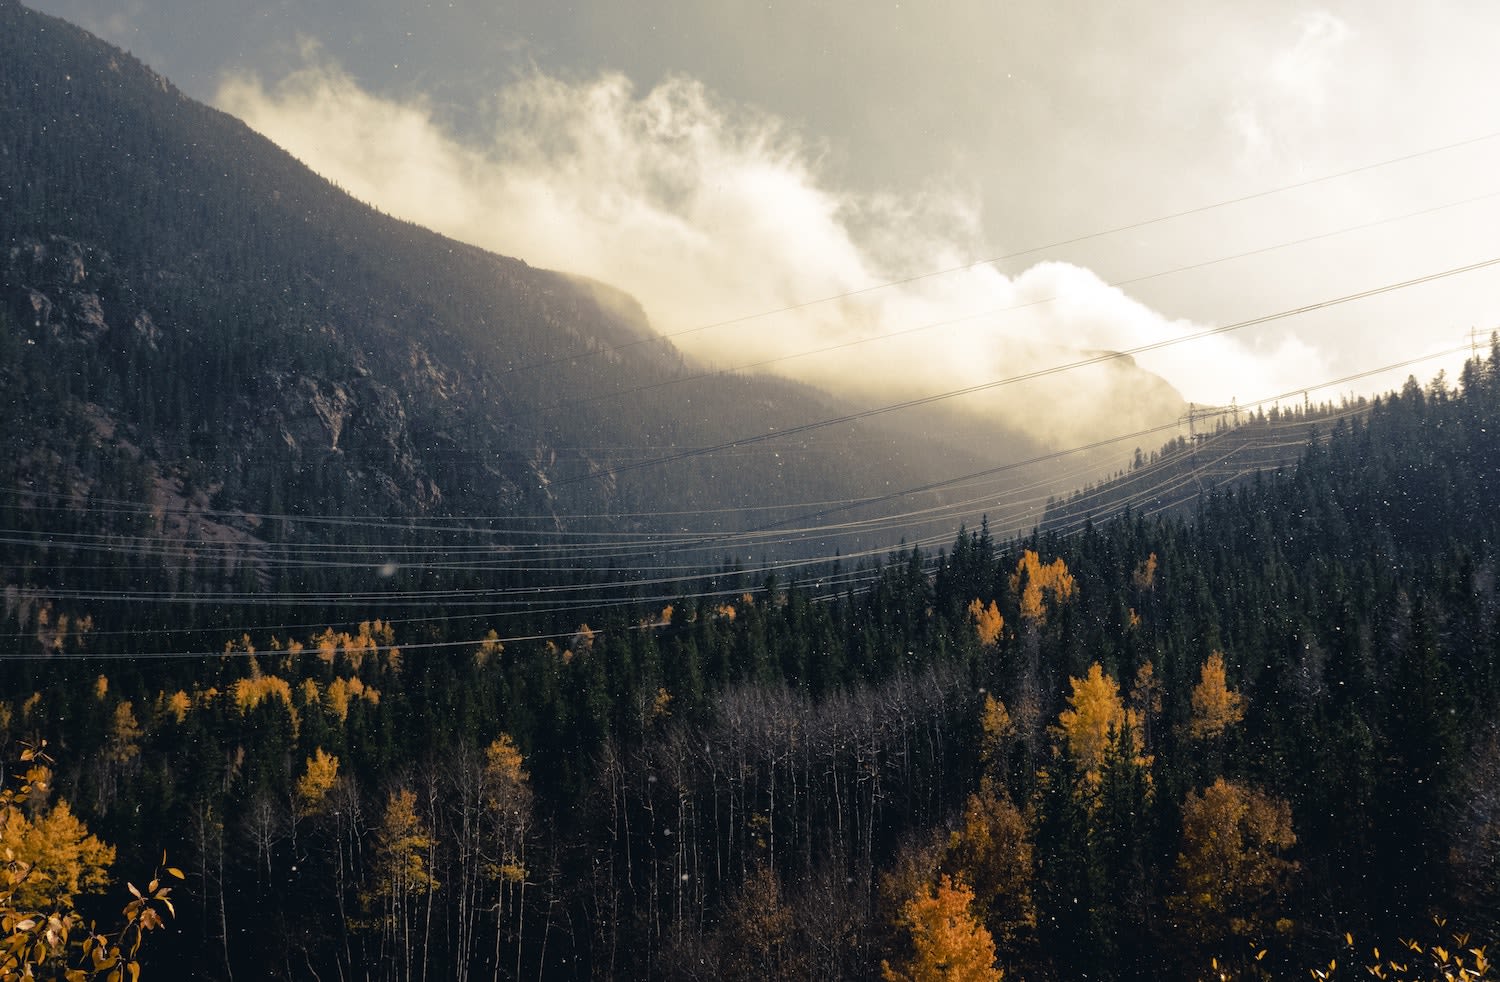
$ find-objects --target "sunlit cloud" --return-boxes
[218,55,1329,447]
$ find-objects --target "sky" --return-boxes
[28,0,1500,448]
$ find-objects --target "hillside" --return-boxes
[3,339,1499,981]
[0,0,1043,615]
[1040,396,1374,532]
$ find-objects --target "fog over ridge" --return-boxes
[218,54,1331,448]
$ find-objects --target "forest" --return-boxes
[4,1,1500,978]
[4,349,1500,980]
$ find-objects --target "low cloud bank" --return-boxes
[218,56,1325,447]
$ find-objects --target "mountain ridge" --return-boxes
[0,0,1030,588]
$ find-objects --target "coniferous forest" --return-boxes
[4,1,1500,979]
[6,360,1500,981]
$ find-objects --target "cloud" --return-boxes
[1230,10,1354,171]
[217,55,1329,448]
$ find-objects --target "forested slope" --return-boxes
[0,0,1007,604]
[5,350,1500,980]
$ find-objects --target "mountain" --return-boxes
[0,0,1064,608]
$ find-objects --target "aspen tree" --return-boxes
[882,874,1004,982]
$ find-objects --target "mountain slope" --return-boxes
[0,0,1020,592]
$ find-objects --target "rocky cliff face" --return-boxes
[4,234,524,522]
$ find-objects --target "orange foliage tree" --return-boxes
[1055,663,1149,789]
[1171,777,1298,949]
[1188,650,1246,741]
[0,745,178,979]
[952,783,1036,948]
[967,599,1005,648]
[1009,551,1075,626]
[883,873,1005,982]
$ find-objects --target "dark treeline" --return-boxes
[1041,395,1374,533]
[3,350,1500,979]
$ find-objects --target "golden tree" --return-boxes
[1009,551,1075,626]
[1172,777,1298,947]
[1131,553,1158,592]
[967,599,1004,648]
[717,864,805,981]
[882,873,1005,982]
[483,734,534,978]
[364,788,438,982]
[978,694,1015,780]
[952,782,1036,947]
[0,745,178,979]
[1189,650,1246,741]
[295,748,340,816]
[1056,663,1148,788]
[1,796,114,911]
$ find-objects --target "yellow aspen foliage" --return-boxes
[268,636,305,658]
[106,702,142,766]
[163,690,191,724]
[474,630,504,667]
[325,677,350,722]
[364,788,438,923]
[362,619,396,647]
[573,623,596,654]
[1009,551,1075,626]
[313,627,340,665]
[333,674,380,707]
[1056,663,1141,783]
[34,607,91,653]
[882,873,1005,982]
[0,747,178,980]
[309,621,392,670]
[1132,552,1158,592]
[1172,777,1298,943]
[967,599,1005,647]
[659,604,674,626]
[0,798,115,910]
[296,749,340,815]
[1189,650,1247,741]
[953,781,1036,946]
[979,694,1014,776]
[300,678,321,708]
[21,693,41,720]
[231,675,301,736]
[223,633,256,656]
[232,674,294,713]
[93,675,108,701]
[483,734,533,882]
[717,863,805,981]
[374,789,436,887]
[486,734,528,786]
[715,603,738,622]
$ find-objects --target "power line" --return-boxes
[0,339,1471,649]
